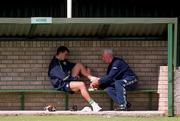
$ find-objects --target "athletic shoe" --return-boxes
[92,103,102,112]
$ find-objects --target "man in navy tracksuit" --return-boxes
[48,46,102,112]
[91,49,138,111]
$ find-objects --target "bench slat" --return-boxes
[0,89,157,111]
[0,89,157,93]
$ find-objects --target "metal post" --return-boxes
[110,99,114,110]
[176,18,180,67]
[65,92,69,110]
[67,0,72,18]
[148,92,153,110]
[168,23,173,117]
[20,92,25,110]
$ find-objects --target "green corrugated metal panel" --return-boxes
[0,24,31,36]
[0,23,167,37]
[106,24,166,37]
[0,18,176,38]
[32,24,104,37]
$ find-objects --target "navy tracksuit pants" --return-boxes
[105,76,138,107]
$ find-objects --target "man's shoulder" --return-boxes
[112,57,127,66]
[49,56,59,66]
[113,57,123,62]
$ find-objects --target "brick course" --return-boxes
[174,68,180,115]
[0,40,167,111]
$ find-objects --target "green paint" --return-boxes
[168,23,173,117]
[20,92,25,110]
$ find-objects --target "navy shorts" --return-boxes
[61,76,79,94]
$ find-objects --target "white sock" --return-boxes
[91,102,97,107]
[88,76,99,82]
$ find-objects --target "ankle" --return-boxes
[88,99,95,105]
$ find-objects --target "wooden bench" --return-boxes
[0,89,157,110]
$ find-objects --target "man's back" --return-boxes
[108,57,136,80]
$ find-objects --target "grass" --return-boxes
[0,115,179,121]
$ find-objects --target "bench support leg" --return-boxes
[110,99,114,110]
[148,92,153,110]
[65,93,69,110]
[20,92,25,110]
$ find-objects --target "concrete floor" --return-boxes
[0,111,165,117]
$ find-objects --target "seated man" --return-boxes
[91,49,138,111]
[48,46,101,112]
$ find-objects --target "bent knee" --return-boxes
[78,82,86,88]
[104,88,109,93]
[105,87,114,93]
[115,80,125,86]
[69,81,86,91]
[75,62,83,67]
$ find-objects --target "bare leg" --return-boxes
[69,81,91,101]
[71,63,90,77]
[69,81,102,112]
[71,63,98,82]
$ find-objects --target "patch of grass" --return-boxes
[0,115,179,121]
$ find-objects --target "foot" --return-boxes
[88,86,98,91]
[88,87,95,91]
[80,106,92,112]
[92,103,102,112]
[70,104,78,111]
[114,104,127,111]
[114,102,131,111]
[126,102,131,109]
[88,76,100,82]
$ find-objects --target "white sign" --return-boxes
[31,17,52,24]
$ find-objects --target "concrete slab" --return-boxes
[0,111,165,117]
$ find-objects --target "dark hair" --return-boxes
[56,46,70,55]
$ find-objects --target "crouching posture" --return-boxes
[91,49,138,111]
[48,46,101,112]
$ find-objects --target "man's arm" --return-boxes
[90,59,122,87]
[99,59,123,85]
[91,59,129,87]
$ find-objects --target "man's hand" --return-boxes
[88,76,99,82]
[90,78,100,88]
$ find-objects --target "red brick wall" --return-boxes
[174,68,180,115]
[0,40,167,111]
[0,93,21,110]
[158,66,168,114]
